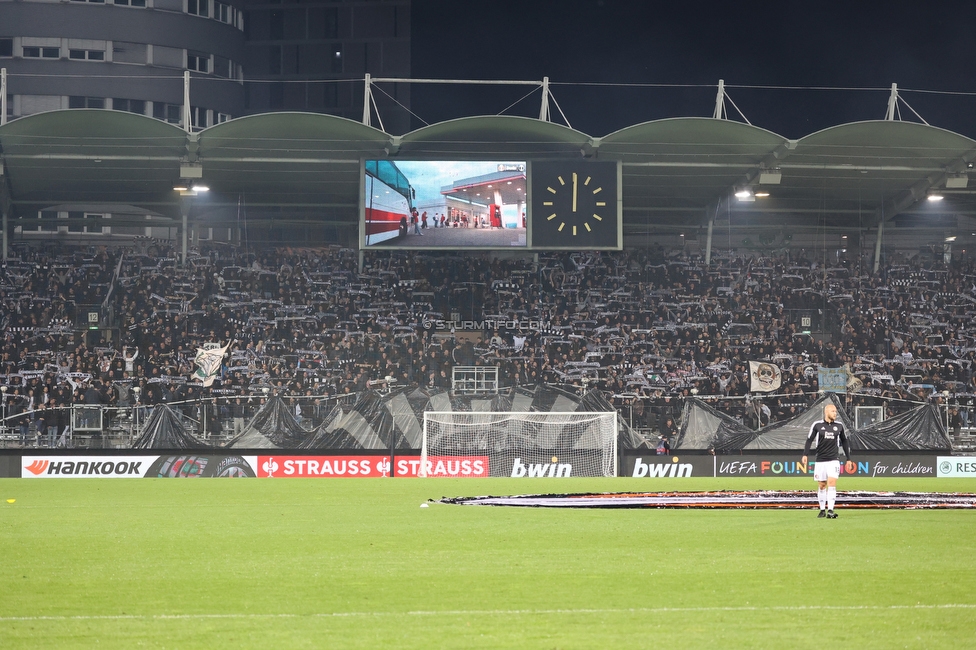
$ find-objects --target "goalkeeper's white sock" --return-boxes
[827,486,836,511]
[817,488,826,510]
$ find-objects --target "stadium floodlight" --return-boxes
[927,194,944,202]
[758,170,782,184]
[735,189,755,202]
[945,174,968,189]
[179,163,204,179]
[174,182,209,195]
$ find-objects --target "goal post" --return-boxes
[420,411,618,478]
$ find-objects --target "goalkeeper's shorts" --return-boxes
[813,460,840,482]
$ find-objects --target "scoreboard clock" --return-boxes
[530,160,621,249]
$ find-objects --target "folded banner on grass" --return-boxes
[440,490,976,509]
[749,361,782,392]
[192,342,230,387]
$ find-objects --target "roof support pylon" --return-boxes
[885,83,898,121]
[182,70,192,133]
[363,73,372,126]
[1,68,7,126]
[713,79,725,119]
[539,76,551,121]
[361,74,385,132]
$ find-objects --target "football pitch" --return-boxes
[1,477,975,649]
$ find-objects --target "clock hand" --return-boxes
[572,172,578,213]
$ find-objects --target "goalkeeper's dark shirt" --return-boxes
[804,420,852,462]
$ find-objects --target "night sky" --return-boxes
[411,0,976,139]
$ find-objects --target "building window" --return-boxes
[113,42,147,65]
[39,210,59,233]
[153,102,182,124]
[187,51,210,73]
[24,47,60,59]
[20,94,61,114]
[213,55,232,78]
[214,1,233,24]
[269,10,284,40]
[189,105,209,128]
[69,96,106,109]
[152,45,184,68]
[71,0,106,4]
[114,0,147,6]
[113,98,146,115]
[323,8,338,39]
[187,0,209,18]
[67,212,85,233]
[69,49,106,61]
[268,46,281,75]
[269,83,283,109]
[0,39,12,58]
[67,212,104,234]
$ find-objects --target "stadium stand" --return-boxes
[1,241,975,449]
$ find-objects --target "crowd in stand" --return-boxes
[2,241,975,445]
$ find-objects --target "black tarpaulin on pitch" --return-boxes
[131,404,210,450]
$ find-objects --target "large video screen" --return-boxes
[361,160,527,249]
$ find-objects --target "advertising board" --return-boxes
[620,453,941,478]
[937,456,976,478]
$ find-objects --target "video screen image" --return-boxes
[362,160,527,249]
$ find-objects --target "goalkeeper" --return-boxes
[801,403,853,519]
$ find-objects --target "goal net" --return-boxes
[420,411,618,478]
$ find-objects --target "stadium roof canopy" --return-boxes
[2,109,975,240]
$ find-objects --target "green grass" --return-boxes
[1,477,975,649]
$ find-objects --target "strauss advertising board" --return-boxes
[18,455,491,478]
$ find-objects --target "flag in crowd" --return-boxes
[192,342,230,387]
[749,361,782,393]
